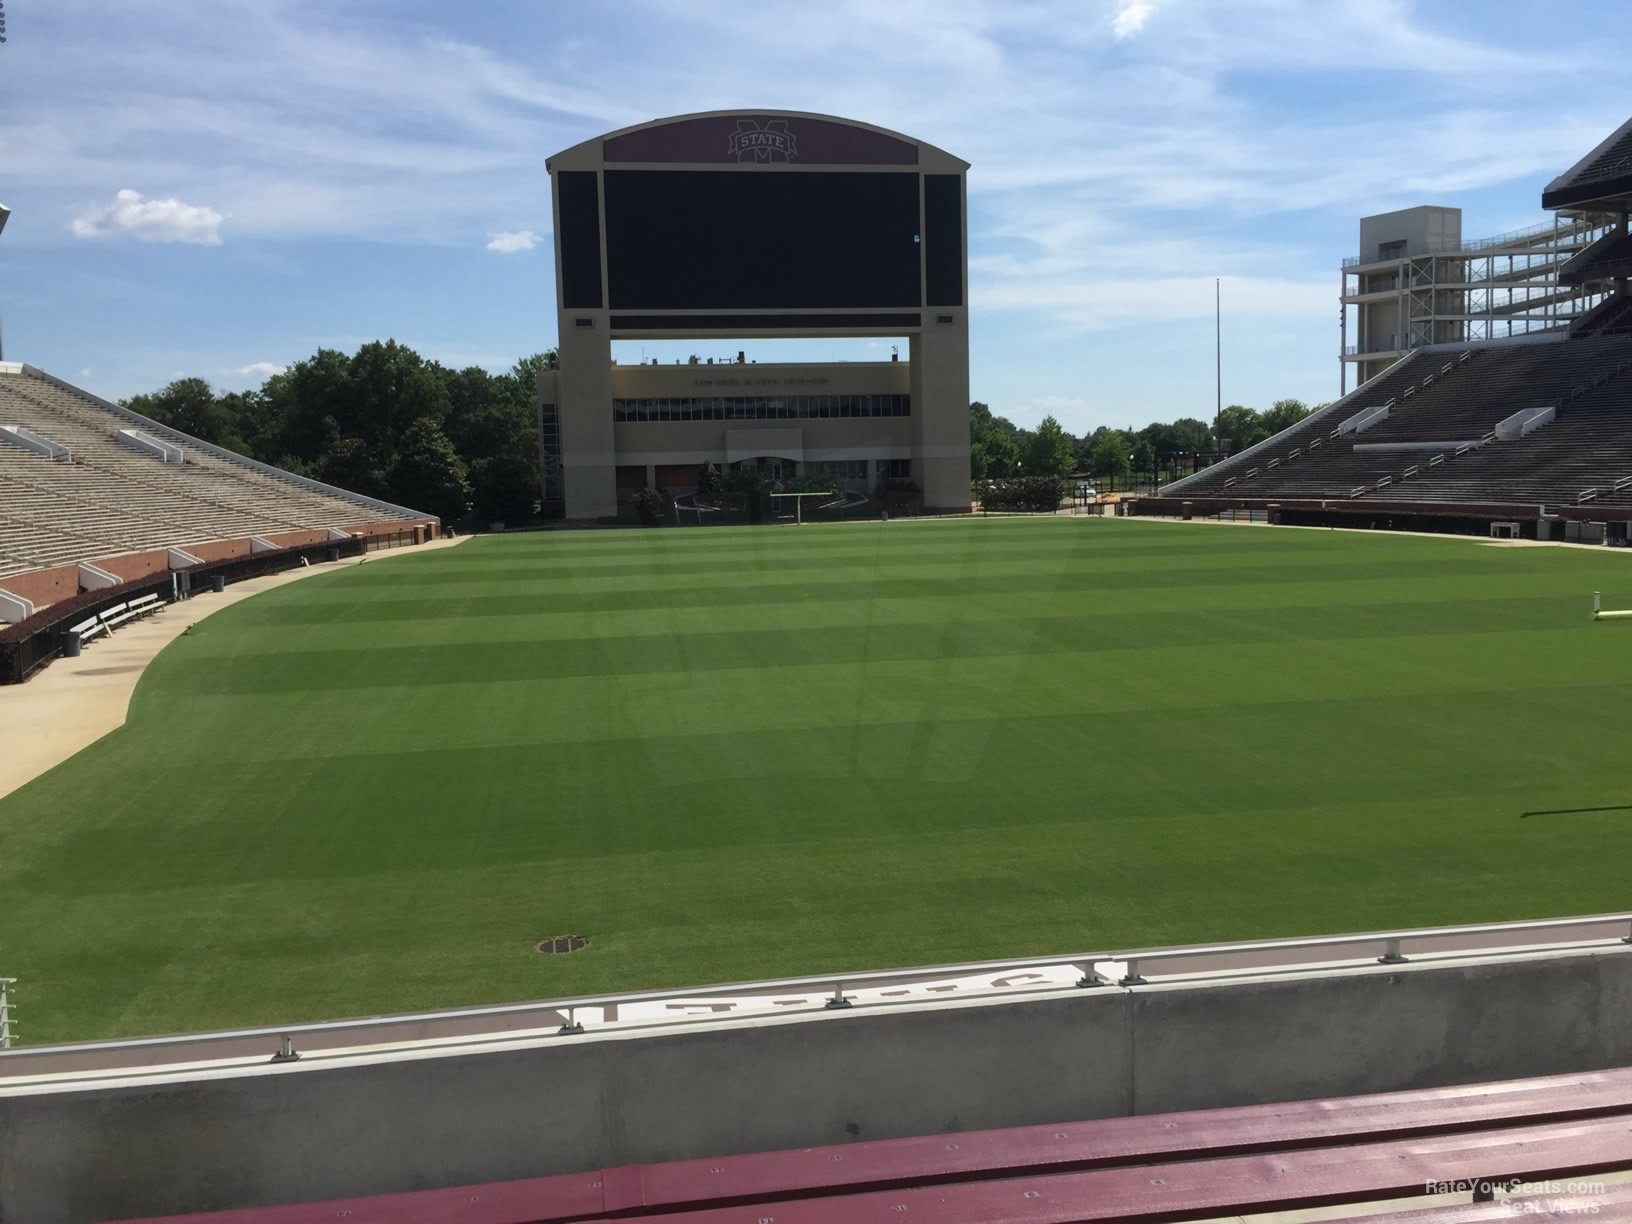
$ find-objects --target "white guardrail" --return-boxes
[2,914,1629,1075]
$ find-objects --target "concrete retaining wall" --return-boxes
[4,946,1630,1222]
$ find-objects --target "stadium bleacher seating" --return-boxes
[113,1066,1632,1222]
[1575,294,1632,338]
[1170,332,1632,507]
[0,367,430,586]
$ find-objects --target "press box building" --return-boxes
[537,111,972,519]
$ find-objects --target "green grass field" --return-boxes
[4,518,1632,1043]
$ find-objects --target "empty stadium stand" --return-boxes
[1164,333,1632,514]
[0,365,435,610]
[1158,117,1632,534]
[114,1067,1632,1222]
[1575,293,1632,337]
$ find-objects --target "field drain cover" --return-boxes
[536,935,588,955]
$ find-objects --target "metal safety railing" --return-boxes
[0,979,14,1050]
[2,914,1630,1073]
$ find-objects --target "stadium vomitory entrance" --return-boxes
[536,110,973,522]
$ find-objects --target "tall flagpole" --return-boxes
[1214,277,1222,456]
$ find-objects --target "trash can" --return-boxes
[1182,501,1193,521]
[63,630,82,659]
[211,574,226,594]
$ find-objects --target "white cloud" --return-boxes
[1112,2,1155,39]
[229,361,285,380]
[78,368,93,379]
[485,229,540,253]
[69,189,225,245]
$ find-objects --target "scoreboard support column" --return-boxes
[911,320,972,514]
[558,314,618,521]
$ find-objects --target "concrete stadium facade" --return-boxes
[539,110,972,519]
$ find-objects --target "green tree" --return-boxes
[1130,436,1157,481]
[467,453,538,523]
[347,339,449,452]
[972,429,1021,479]
[442,364,538,520]
[318,435,390,499]
[1260,398,1313,436]
[261,348,352,465]
[696,462,724,503]
[1091,430,1132,483]
[123,378,246,451]
[1022,415,1076,478]
[1167,417,1215,456]
[1215,404,1267,454]
[389,417,470,524]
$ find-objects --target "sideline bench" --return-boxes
[67,616,107,645]
[104,593,163,628]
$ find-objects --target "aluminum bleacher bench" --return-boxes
[109,1067,1632,1223]
[68,615,106,644]
[100,601,136,630]
[129,593,162,618]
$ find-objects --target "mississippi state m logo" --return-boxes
[727,119,798,164]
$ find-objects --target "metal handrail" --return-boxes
[4,913,1628,1066]
[1114,913,1632,985]
[0,979,14,1050]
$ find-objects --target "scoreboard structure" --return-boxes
[541,111,971,519]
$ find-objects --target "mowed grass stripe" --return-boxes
[231,557,1557,623]
[213,574,1590,649]
[152,599,1600,696]
[2,518,1631,1042]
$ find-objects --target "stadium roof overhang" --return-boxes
[1542,116,1632,212]
[546,109,969,173]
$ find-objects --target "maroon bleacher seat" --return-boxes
[111,1068,1632,1224]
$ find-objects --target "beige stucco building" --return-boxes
[538,110,971,519]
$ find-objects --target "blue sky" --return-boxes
[0,0,1626,434]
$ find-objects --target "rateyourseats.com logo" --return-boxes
[1426,1179,1606,1213]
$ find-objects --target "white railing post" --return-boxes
[0,979,13,1050]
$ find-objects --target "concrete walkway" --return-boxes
[0,537,467,803]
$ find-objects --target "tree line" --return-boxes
[971,398,1323,487]
[119,338,1322,524]
[121,341,555,526]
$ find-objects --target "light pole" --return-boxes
[0,204,9,361]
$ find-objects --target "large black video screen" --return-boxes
[604,170,922,310]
